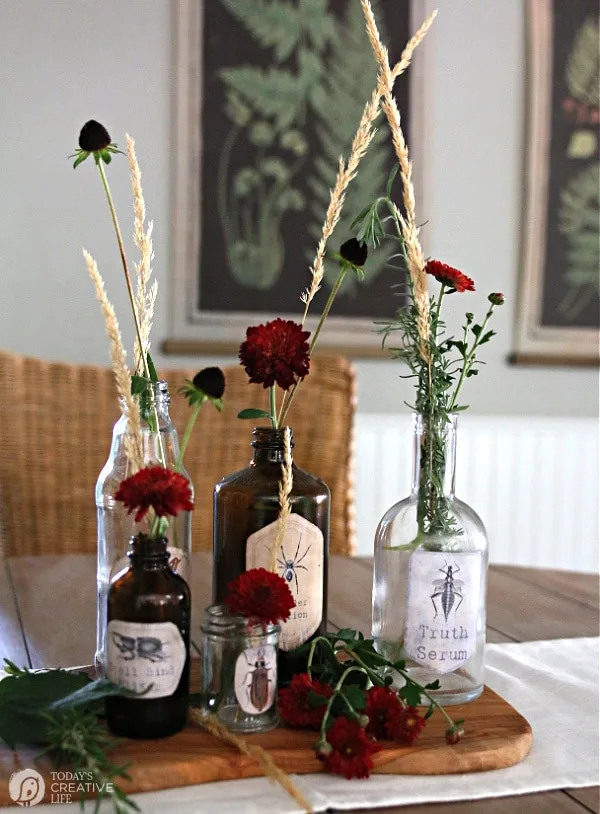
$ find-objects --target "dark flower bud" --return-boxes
[193,367,225,399]
[488,292,505,306]
[339,238,368,267]
[315,740,333,759]
[78,120,112,152]
[445,725,464,745]
[357,714,370,728]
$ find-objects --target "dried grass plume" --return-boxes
[83,249,143,469]
[126,134,157,373]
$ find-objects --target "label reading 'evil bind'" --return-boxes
[106,620,186,698]
[403,551,483,674]
[246,514,323,651]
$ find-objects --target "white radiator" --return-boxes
[354,415,599,573]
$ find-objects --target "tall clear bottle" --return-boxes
[95,381,193,674]
[372,413,487,705]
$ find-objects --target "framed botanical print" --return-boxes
[164,0,427,356]
[514,0,599,366]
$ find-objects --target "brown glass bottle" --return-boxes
[105,534,190,739]
[213,428,330,668]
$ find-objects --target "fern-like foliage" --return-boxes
[220,0,335,62]
[566,14,600,106]
[559,163,600,294]
[307,0,392,296]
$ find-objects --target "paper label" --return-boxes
[403,552,482,674]
[109,546,190,584]
[106,620,186,698]
[246,514,323,651]
[234,644,277,714]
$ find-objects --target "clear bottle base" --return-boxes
[215,704,279,733]
[388,664,484,707]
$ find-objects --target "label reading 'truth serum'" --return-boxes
[403,551,482,674]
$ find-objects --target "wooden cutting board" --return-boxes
[0,685,531,806]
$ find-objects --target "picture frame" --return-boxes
[513,0,599,366]
[164,0,429,357]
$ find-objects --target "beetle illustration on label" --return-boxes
[246,514,323,651]
[404,551,482,674]
[106,620,186,698]
[234,644,277,714]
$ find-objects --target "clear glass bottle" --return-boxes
[372,413,487,705]
[200,604,280,733]
[213,427,330,667]
[105,533,191,739]
[95,381,193,674]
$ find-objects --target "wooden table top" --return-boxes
[1,554,598,813]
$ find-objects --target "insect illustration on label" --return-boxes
[240,648,273,712]
[112,632,167,662]
[277,533,311,594]
[430,562,465,622]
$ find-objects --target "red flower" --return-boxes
[319,717,381,779]
[387,705,426,745]
[445,725,464,745]
[365,685,402,740]
[239,318,311,390]
[425,260,475,292]
[114,466,194,523]
[279,673,333,729]
[225,567,295,625]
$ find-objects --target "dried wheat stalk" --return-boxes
[84,249,143,469]
[300,9,437,322]
[361,0,435,360]
[126,134,157,373]
[189,709,313,813]
[270,427,293,572]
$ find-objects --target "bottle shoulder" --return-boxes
[108,566,190,600]
[215,462,330,497]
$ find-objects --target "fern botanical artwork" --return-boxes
[515,0,599,366]
[168,0,418,355]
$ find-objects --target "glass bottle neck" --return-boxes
[128,533,170,570]
[411,412,457,499]
[251,427,295,465]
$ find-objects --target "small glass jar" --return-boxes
[200,604,279,733]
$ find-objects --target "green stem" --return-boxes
[433,285,445,339]
[175,398,205,472]
[279,264,349,426]
[269,386,278,429]
[448,306,493,411]
[318,665,368,744]
[307,636,336,681]
[96,161,166,468]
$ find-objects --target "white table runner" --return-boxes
[2,637,598,813]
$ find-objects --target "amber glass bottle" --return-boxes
[213,428,330,669]
[105,534,190,739]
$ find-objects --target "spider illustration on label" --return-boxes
[277,533,311,594]
[430,562,465,622]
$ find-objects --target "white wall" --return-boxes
[0,0,597,417]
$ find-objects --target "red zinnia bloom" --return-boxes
[320,716,381,779]
[425,259,475,292]
[114,466,194,523]
[279,673,333,729]
[387,705,427,745]
[365,685,402,740]
[239,318,311,390]
[225,567,295,625]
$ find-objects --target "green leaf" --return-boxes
[146,352,158,382]
[399,681,421,708]
[424,703,435,720]
[72,151,90,169]
[386,164,399,199]
[340,684,366,711]
[48,678,143,711]
[306,689,329,708]
[479,330,496,345]
[237,408,271,419]
[131,374,148,396]
[471,324,482,337]
[424,680,440,690]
